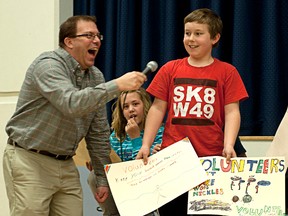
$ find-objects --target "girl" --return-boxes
[87,87,163,216]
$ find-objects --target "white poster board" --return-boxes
[104,138,207,216]
[188,156,286,215]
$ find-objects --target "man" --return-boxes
[3,15,146,216]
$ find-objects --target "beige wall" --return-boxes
[0,0,73,214]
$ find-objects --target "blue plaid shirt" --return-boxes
[6,48,120,186]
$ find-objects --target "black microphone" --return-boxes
[142,61,158,76]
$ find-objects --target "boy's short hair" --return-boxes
[184,8,223,47]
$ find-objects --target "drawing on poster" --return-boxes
[188,156,286,216]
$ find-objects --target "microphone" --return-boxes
[142,61,158,76]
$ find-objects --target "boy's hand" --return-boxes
[222,146,237,163]
[136,146,150,165]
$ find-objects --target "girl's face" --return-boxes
[183,22,220,60]
[121,92,144,125]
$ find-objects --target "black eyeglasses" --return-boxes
[72,33,103,41]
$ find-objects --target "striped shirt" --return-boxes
[110,126,164,161]
[6,48,120,186]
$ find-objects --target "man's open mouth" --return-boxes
[88,48,98,55]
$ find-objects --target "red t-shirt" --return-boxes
[147,57,248,157]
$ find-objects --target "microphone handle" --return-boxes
[142,67,152,76]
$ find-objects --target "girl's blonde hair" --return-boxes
[111,87,152,142]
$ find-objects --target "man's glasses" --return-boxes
[72,33,103,41]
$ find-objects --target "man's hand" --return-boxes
[115,72,147,91]
[85,161,93,171]
[94,186,109,203]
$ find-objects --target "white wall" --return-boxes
[0,0,73,215]
[0,0,74,92]
[242,140,271,157]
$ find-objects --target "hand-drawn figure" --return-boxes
[230,176,244,191]
[156,185,166,204]
[232,195,239,203]
[245,176,256,194]
[256,180,271,193]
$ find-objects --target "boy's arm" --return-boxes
[223,102,240,161]
[136,98,167,164]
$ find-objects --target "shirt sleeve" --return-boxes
[33,58,120,117]
[85,107,112,187]
[109,131,122,157]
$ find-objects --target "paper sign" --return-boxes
[104,138,208,216]
[188,156,286,216]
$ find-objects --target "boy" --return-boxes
[137,8,248,215]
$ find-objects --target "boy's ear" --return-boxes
[213,33,221,45]
[212,33,221,45]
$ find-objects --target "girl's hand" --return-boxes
[152,144,161,154]
[125,118,140,139]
